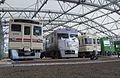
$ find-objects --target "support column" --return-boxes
[0,15,4,60]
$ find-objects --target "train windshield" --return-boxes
[70,34,78,38]
[11,24,21,32]
[33,26,42,36]
[85,38,92,44]
[57,33,69,39]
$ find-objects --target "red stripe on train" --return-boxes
[16,38,31,40]
[9,38,43,43]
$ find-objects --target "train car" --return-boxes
[78,33,101,59]
[100,37,115,56]
[43,28,79,58]
[8,18,43,60]
[114,41,120,55]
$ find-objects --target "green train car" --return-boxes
[100,37,115,55]
[114,41,120,54]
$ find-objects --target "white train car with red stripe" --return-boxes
[8,18,43,60]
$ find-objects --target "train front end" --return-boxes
[8,19,43,60]
[57,28,79,58]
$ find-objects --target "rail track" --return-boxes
[15,57,119,64]
[0,56,119,67]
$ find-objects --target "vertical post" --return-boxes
[0,0,5,60]
[0,15,4,60]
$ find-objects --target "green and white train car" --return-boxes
[100,37,115,56]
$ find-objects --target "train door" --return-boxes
[23,25,31,53]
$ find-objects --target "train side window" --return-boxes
[93,39,96,44]
[57,33,69,39]
[85,38,92,44]
[51,37,53,43]
[116,45,119,48]
[79,39,81,45]
[11,24,21,32]
[82,39,84,44]
[70,34,78,38]
[97,39,100,44]
[33,26,42,36]
[24,26,30,35]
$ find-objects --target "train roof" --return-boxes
[10,18,40,24]
[55,28,78,34]
[79,33,100,38]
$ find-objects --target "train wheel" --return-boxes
[90,55,95,60]
[52,57,55,59]
[95,55,98,60]
[57,51,62,59]
[52,51,61,59]
[51,51,56,59]
[90,55,98,60]
[40,52,46,59]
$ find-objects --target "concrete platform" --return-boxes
[0,61,7,64]
[0,59,12,64]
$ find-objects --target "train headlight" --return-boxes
[37,39,40,42]
[11,37,16,41]
[37,39,43,43]
[24,47,31,51]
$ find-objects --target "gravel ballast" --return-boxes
[0,61,120,78]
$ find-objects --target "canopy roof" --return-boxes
[1,0,120,38]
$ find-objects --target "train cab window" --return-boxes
[51,37,53,43]
[11,24,21,32]
[85,38,92,44]
[57,33,69,39]
[93,39,96,44]
[70,34,78,38]
[79,40,81,45]
[33,26,42,36]
[82,39,84,44]
[24,26,30,35]
[116,45,119,48]
[97,39,100,44]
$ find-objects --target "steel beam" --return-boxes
[82,23,110,36]
[106,0,120,15]
[80,19,120,31]
[44,2,111,31]
[0,7,119,25]
[57,0,86,3]
[58,0,120,15]
[32,0,48,19]
[94,27,120,34]
[43,2,118,36]
[106,0,120,8]
[43,3,80,27]
[83,16,118,36]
